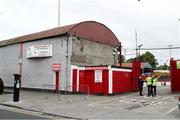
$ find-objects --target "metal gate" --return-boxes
[170,58,180,93]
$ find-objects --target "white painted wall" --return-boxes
[0,35,72,90]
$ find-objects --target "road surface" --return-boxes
[0,108,46,119]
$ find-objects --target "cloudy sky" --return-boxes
[0,0,180,65]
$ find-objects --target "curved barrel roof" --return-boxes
[0,21,121,47]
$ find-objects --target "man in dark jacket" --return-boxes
[138,76,144,96]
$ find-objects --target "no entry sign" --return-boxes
[52,63,61,72]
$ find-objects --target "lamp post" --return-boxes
[135,28,138,60]
[58,0,60,27]
[138,44,143,61]
[135,0,141,60]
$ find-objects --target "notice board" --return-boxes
[177,61,180,69]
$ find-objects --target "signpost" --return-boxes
[52,63,61,95]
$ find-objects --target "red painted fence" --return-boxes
[71,61,141,95]
[112,70,132,94]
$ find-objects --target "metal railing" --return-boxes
[64,84,90,103]
[42,84,90,103]
[41,84,61,101]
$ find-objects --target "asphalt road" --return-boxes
[0,108,46,119]
[167,106,180,118]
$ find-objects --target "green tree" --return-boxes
[126,51,157,68]
[140,52,157,68]
[126,58,135,63]
[156,63,170,70]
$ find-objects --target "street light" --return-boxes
[58,0,60,27]
[138,44,143,61]
[135,0,141,60]
[135,28,138,60]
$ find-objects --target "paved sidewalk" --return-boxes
[0,86,179,119]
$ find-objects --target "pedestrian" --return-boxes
[146,74,153,97]
[152,74,160,97]
[138,76,144,96]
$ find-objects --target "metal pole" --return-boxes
[135,0,141,60]
[58,0,60,27]
[114,55,116,65]
[138,46,140,61]
[135,29,138,60]
[138,44,143,62]
[119,44,122,66]
[168,45,173,59]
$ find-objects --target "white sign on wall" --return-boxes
[177,61,180,69]
[26,45,53,58]
[95,70,102,83]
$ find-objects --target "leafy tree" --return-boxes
[156,63,170,70]
[126,58,135,63]
[126,51,157,68]
[140,52,157,68]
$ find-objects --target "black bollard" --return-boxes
[13,74,21,102]
[0,78,4,94]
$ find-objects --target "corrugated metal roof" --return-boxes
[0,24,76,47]
[0,21,121,47]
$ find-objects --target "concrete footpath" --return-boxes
[0,86,180,119]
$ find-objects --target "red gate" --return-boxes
[131,60,141,91]
[170,58,180,93]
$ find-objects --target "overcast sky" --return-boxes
[0,0,180,65]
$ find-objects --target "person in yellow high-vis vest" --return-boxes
[152,74,160,97]
[146,74,153,97]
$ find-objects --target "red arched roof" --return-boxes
[67,21,120,46]
[0,21,121,47]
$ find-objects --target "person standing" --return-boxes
[152,75,158,96]
[146,74,153,97]
[138,76,144,96]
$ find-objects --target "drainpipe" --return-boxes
[19,43,23,87]
[119,43,122,66]
[65,35,69,91]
